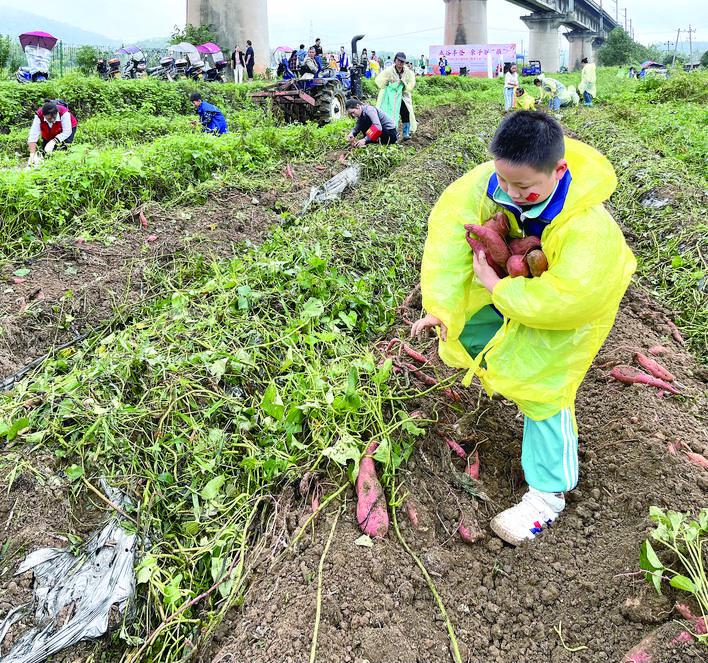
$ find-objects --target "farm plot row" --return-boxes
[0,103,494,661]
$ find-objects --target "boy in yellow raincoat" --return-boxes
[376,51,417,140]
[578,57,597,106]
[412,112,635,546]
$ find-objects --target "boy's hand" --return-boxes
[473,250,502,293]
[411,314,447,341]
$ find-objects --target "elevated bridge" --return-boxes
[444,0,620,71]
[186,0,619,76]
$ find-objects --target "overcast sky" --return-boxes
[1,0,704,52]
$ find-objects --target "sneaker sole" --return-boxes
[489,516,526,547]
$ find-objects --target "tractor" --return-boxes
[252,35,366,125]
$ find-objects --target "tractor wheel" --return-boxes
[313,83,346,125]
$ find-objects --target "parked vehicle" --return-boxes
[15,31,57,83]
[167,42,205,81]
[197,42,228,83]
[147,56,177,81]
[116,45,147,79]
[521,60,542,77]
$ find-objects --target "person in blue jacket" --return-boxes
[190,93,228,135]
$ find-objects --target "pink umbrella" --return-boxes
[197,42,222,54]
[19,31,58,50]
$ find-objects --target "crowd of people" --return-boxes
[22,38,603,160]
[501,58,597,113]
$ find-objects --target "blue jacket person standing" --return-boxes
[190,93,228,135]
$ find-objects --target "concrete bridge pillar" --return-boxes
[521,12,563,73]
[444,0,488,45]
[186,0,270,74]
[565,30,596,70]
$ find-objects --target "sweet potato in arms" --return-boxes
[465,224,511,269]
[483,211,510,237]
[526,249,549,277]
[509,236,541,256]
[465,232,507,278]
[506,255,530,278]
[356,441,389,538]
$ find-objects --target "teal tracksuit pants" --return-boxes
[460,306,579,493]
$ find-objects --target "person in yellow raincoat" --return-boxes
[412,111,635,546]
[376,51,417,140]
[578,57,597,106]
[514,87,536,111]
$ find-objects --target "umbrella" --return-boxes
[19,31,58,50]
[275,45,295,52]
[116,45,142,55]
[197,42,222,54]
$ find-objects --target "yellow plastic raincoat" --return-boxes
[376,65,417,133]
[421,138,636,420]
[579,62,597,98]
[515,91,536,111]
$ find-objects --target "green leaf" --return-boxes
[669,574,696,594]
[13,268,30,277]
[261,382,285,420]
[301,297,324,319]
[136,555,157,584]
[372,358,393,385]
[208,357,228,382]
[201,475,226,501]
[322,434,361,477]
[644,539,662,569]
[5,417,30,442]
[65,464,84,482]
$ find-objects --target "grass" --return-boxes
[0,97,501,660]
[0,71,706,660]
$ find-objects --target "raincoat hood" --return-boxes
[420,138,635,420]
[558,137,616,212]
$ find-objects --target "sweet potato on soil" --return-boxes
[445,437,467,459]
[526,249,549,277]
[465,449,480,480]
[634,352,675,382]
[465,223,511,269]
[483,212,510,237]
[509,236,541,256]
[458,519,484,544]
[405,500,419,529]
[648,345,669,356]
[683,450,708,470]
[506,254,530,278]
[356,441,389,538]
[610,365,680,395]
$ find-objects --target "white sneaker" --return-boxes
[490,488,565,546]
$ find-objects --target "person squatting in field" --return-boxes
[412,111,636,546]
[27,100,77,165]
[345,99,398,147]
[189,93,228,135]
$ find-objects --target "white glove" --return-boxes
[26,152,41,167]
[44,139,57,153]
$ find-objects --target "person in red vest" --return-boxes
[27,100,77,164]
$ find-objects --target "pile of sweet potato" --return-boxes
[465,212,548,279]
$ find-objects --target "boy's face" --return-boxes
[494,159,567,205]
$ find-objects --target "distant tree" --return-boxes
[662,51,685,66]
[701,50,708,68]
[170,23,219,46]
[598,28,649,66]
[75,45,98,75]
[0,35,11,70]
